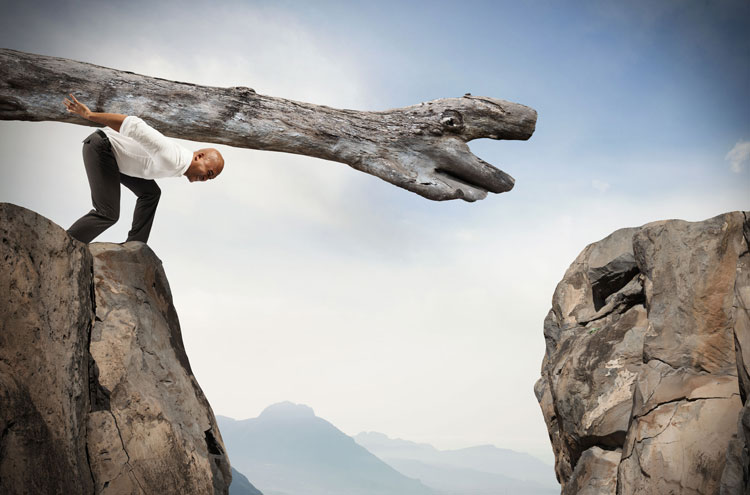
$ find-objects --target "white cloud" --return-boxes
[726,140,750,173]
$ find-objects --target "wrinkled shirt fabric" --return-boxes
[101,116,192,179]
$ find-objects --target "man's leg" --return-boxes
[120,174,161,243]
[67,131,121,243]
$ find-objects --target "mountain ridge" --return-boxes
[217,403,435,495]
[355,429,558,494]
[219,404,557,495]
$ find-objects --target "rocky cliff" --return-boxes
[535,211,750,494]
[0,203,232,494]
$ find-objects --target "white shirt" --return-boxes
[101,116,192,180]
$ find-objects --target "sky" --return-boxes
[1,0,748,467]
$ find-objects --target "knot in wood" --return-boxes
[233,86,256,98]
[440,109,464,132]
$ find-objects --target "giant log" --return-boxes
[0,48,536,202]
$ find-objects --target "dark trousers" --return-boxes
[67,129,161,244]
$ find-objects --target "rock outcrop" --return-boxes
[0,203,232,494]
[535,211,750,494]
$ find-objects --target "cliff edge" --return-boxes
[535,211,750,494]
[0,203,233,494]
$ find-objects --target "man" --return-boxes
[63,93,224,244]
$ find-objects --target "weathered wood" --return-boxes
[0,48,537,201]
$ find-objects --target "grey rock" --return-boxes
[0,202,94,495]
[721,231,750,495]
[719,405,750,495]
[537,211,750,494]
[0,203,233,494]
[87,242,232,494]
[588,253,639,312]
[619,361,741,495]
[551,227,640,329]
[562,446,620,495]
[634,213,745,373]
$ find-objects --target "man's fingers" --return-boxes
[62,96,80,114]
[63,94,89,116]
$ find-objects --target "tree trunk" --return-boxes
[0,48,537,202]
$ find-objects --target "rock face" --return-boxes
[0,203,232,494]
[535,211,750,494]
[0,203,94,494]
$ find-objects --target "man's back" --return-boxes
[102,116,192,179]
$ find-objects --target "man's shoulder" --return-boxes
[119,116,144,136]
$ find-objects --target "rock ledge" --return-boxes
[0,203,232,494]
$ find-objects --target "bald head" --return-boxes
[203,148,224,174]
[185,147,225,183]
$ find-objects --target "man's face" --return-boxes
[186,150,223,183]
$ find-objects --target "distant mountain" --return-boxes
[355,432,559,495]
[217,403,436,495]
[229,467,263,495]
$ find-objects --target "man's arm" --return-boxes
[63,93,126,132]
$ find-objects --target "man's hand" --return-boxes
[63,93,126,132]
[63,93,91,119]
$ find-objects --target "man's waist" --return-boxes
[84,129,112,150]
[94,129,112,151]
